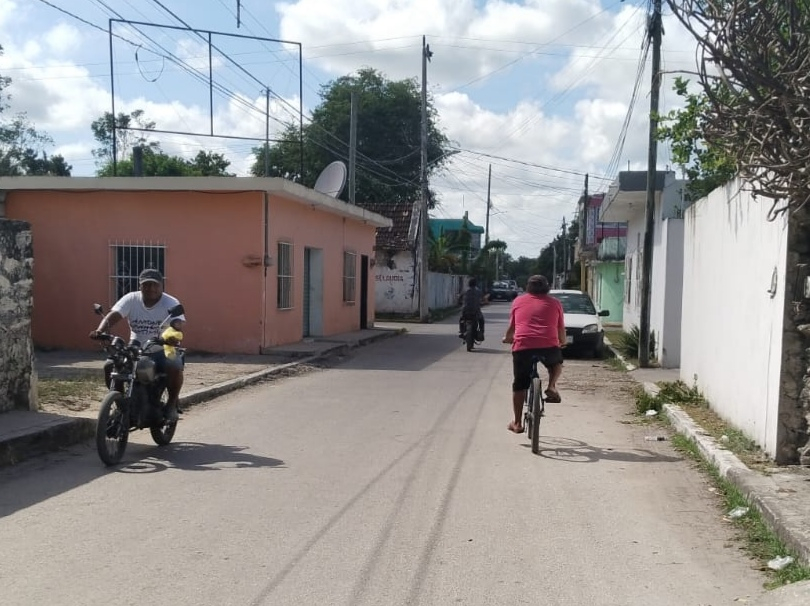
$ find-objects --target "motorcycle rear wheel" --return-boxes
[465,321,475,352]
[96,391,129,466]
[150,387,177,446]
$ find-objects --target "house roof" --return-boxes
[0,176,393,229]
[616,171,670,192]
[429,218,485,238]
[366,199,415,251]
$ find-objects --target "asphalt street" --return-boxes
[0,303,766,605]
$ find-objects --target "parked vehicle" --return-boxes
[489,280,518,301]
[549,290,609,358]
[90,303,186,466]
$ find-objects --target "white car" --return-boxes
[549,289,610,357]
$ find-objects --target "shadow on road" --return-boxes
[337,331,509,371]
[522,435,682,464]
[117,442,286,473]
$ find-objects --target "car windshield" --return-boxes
[554,293,597,315]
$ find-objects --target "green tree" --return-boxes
[428,227,472,273]
[97,147,234,177]
[503,256,540,289]
[91,109,158,168]
[535,220,579,288]
[189,150,234,176]
[472,239,509,285]
[656,78,737,200]
[251,68,452,210]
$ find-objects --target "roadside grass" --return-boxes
[629,381,810,587]
[604,356,628,372]
[634,380,767,469]
[672,434,810,588]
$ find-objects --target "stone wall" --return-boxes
[0,219,35,413]
[782,204,810,464]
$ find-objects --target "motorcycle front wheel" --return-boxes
[96,391,130,466]
[150,387,177,446]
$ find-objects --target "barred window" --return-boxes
[110,242,165,302]
[343,251,357,303]
[277,242,293,309]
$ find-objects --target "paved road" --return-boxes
[0,303,766,605]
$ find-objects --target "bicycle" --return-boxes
[524,354,546,454]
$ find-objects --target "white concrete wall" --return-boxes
[680,178,787,457]
[650,218,684,367]
[429,272,465,309]
[621,190,684,368]
[374,250,465,314]
[374,250,417,314]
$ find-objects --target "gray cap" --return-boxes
[138,268,163,285]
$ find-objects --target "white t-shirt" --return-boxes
[111,292,186,344]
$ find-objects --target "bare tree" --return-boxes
[667,0,810,219]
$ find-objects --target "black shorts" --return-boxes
[512,347,563,392]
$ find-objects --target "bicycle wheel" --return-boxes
[530,377,542,454]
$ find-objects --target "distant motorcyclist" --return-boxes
[458,277,485,341]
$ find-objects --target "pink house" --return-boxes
[0,177,391,354]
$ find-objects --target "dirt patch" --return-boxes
[34,350,306,419]
[561,357,640,410]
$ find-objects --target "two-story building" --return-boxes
[599,170,687,367]
[577,192,627,324]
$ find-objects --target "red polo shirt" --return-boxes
[510,293,565,351]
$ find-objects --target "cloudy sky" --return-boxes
[0,0,700,258]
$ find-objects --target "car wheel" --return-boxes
[593,336,606,359]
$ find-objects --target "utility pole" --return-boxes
[552,244,557,289]
[639,0,663,367]
[349,91,358,204]
[485,164,492,246]
[264,88,270,177]
[418,36,432,322]
[580,173,589,292]
[562,216,568,287]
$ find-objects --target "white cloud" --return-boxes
[44,23,82,55]
[0,0,705,258]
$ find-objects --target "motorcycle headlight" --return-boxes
[582,324,599,334]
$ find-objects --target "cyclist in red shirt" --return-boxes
[502,275,566,433]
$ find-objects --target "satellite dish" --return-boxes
[314,161,347,198]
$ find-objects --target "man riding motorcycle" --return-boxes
[458,277,485,341]
[89,268,186,421]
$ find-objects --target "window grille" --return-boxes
[343,251,357,303]
[110,241,165,302]
[277,241,293,309]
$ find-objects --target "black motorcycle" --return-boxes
[90,303,185,466]
[461,315,484,352]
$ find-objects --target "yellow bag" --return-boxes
[161,327,183,359]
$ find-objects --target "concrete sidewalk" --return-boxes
[0,326,405,468]
[604,339,810,605]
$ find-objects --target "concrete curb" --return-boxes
[603,336,636,371]
[2,328,405,468]
[605,338,810,571]
[0,415,96,467]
